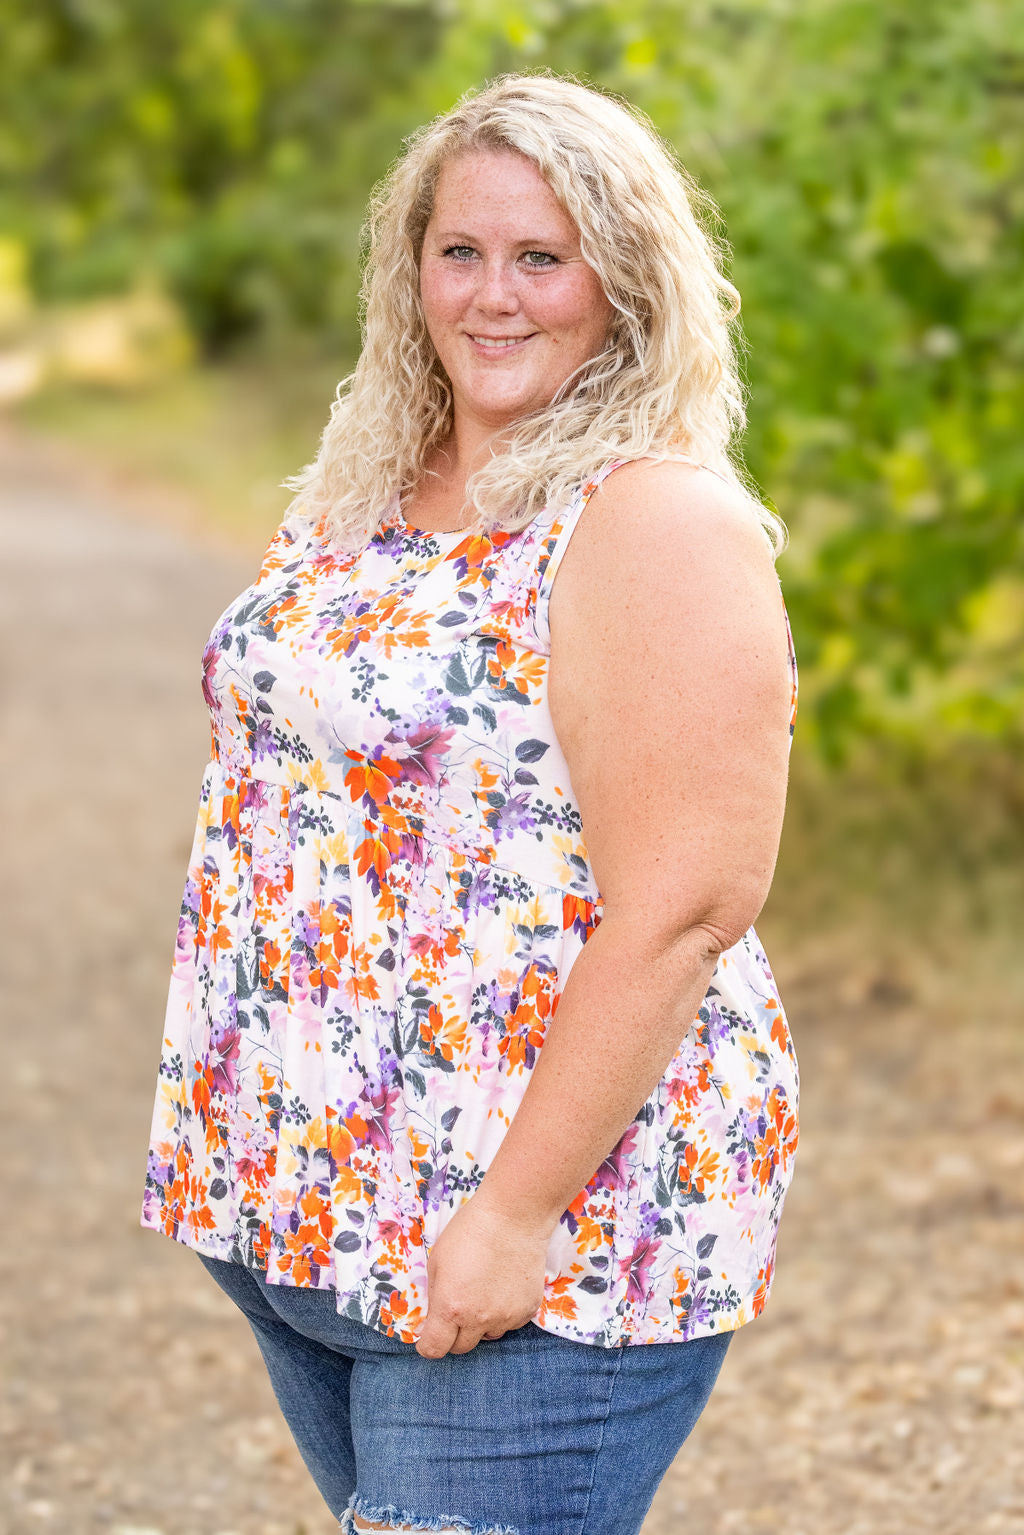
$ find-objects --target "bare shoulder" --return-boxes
[580,458,772,568]
[552,458,780,631]
[548,458,792,941]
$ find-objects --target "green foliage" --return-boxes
[3,0,1021,758]
[0,0,440,348]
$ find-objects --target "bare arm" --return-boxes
[414,461,793,1355]
[474,461,792,1226]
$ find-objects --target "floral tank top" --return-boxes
[141,459,800,1347]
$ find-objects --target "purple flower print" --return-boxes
[375,1044,400,1085]
[360,1080,400,1153]
[251,715,278,763]
[141,463,799,1350]
[486,790,537,843]
[388,830,421,868]
[735,1105,762,1147]
[293,909,320,951]
[384,721,455,787]
[209,1022,240,1096]
[620,1230,659,1307]
[592,1123,640,1192]
[418,1160,447,1213]
[242,777,274,817]
[201,643,220,711]
[228,1119,269,1185]
[685,1283,715,1332]
[455,864,499,919]
[146,1145,173,1187]
[701,999,732,1051]
[340,1081,400,1155]
[180,873,201,919]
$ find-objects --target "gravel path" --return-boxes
[2,426,1021,1535]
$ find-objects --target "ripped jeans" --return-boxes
[196,1251,732,1535]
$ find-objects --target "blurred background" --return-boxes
[2,2,1022,1533]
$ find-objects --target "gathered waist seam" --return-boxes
[203,755,606,907]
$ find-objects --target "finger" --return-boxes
[414,1313,460,1359]
[448,1327,486,1355]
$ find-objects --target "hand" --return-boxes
[414,1190,552,1359]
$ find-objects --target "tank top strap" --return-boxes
[525,456,799,747]
[782,592,799,743]
[530,458,631,650]
[534,455,728,624]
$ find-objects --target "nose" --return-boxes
[472,258,520,317]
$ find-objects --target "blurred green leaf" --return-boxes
[3,0,1021,756]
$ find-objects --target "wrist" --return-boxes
[471,1165,565,1241]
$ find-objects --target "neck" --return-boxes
[432,412,515,485]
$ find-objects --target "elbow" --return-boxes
[603,908,758,970]
[691,917,749,960]
[679,914,755,965]
[683,868,777,959]
[653,890,770,964]
[599,874,774,967]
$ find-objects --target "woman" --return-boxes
[141,72,799,1535]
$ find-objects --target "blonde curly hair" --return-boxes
[282,71,785,554]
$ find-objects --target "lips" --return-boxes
[468,334,534,348]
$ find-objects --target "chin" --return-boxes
[471,389,544,424]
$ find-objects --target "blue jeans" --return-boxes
[196,1251,732,1534]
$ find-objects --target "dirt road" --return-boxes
[2,426,1022,1535]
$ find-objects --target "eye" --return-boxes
[521,250,558,269]
[442,244,476,262]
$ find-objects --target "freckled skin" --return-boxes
[407,149,613,530]
[420,147,613,438]
[407,150,793,1367]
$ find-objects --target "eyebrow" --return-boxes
[431,230,575,248]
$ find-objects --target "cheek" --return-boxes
[419,265,458,335]
[537,274,612,345]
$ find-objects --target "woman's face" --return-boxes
[419,148,614,440]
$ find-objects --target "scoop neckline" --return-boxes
[380,491,473,540]
[393,515,472,538]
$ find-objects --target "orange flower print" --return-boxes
[419,1002,468,1064]
[680,1140,721,1196]
[343,749,402,806]
[752,1257,774,1318]
[142,462,799,1348]
[497,1000,546,1072]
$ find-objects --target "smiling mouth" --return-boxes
[468,334,534,348]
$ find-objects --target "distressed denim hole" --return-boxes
[341,1493,518,1535]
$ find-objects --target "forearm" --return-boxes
[474,913,724,1234]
